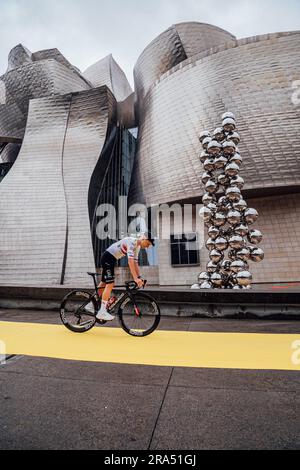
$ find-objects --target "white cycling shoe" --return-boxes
[96,310,115,322]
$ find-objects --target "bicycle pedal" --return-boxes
[96,319,107,325]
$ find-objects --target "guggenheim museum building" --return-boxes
[0,22,299,287]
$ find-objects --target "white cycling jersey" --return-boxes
[107,237,140,261]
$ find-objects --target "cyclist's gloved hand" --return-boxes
[135,277,144,289]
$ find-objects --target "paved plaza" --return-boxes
[1,309,300,450]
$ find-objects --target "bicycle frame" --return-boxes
[75,275,142,320]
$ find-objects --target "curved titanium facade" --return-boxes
[134,22,236,106]
[0,86,116,286]
[0,46,91,142]
[130,31,300,206]
[0,95,71,285]
[0,44,125,286]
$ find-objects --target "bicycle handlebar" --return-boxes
[125,279,147,290]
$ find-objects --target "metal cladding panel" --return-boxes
[32,48,91,88]
[0,102,25,140]
[134,22,235,105]
[0,95,70,285]
[0,60,90,141]
[84,55,112,90]
[0,143,21,163]
[83,55,132,102]
[175,22,236,57]
[110,55,133,101]
[134,26,187,104]
[62,87,117,285]
[129,32,300,206]
[6,44,33,72]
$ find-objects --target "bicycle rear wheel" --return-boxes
[118,292,160,337]
[60,290,97,333]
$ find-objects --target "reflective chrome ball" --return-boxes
[233,199,247,212]
[208,226,220,240]
[236,247,251,261]
[215,155,228,169]
[211,272,223,287]
[199,131,211,143]
[225,162,240,177]
[206,238,215,251]
[244,208,259,225]
[230,260,245,274]
[200,150,209,163]
[222,112,236,121]
[223,141,236,156]
[250,247,265,262]
[227,131,240,145]
[226,186,242,202]
[203,158,215,172]
[247,229,263,245]
[227,210,242,226]
[207,140,222,156]
[202,136,212,150]
[234,224,249,238]
[215,236,228,251]
[213,212,227,227]
[230,175,245,190]
[205,179,218,194]
[200,281,213,289]
[202,171,213,185]
[229,234,244,250]
[199,206,212,223]
[206,261,219,273]
[230,153,243,167]
[236,271,253,287]
[207,202,218,213]
[198,271,211,283]
[209,249,224,263]
[213,127,225,142]
[202,193,216,206]
[223,118,236,132]
[220,259,232,274]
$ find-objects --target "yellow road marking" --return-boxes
[0,321,300,371]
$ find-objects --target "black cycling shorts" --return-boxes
[101,251,117,284]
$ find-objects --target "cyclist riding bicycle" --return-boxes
[85,232,155,321]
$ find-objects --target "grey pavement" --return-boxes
[0,309,300,450]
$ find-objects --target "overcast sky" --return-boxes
[0,0,299,86]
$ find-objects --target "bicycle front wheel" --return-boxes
[118,292,160,337]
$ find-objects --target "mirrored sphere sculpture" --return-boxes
[193,112,264,290]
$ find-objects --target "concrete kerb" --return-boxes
[0,285,299,319]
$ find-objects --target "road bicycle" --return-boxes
[60,272,161,337]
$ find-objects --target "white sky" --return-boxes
[0,0,299,87]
